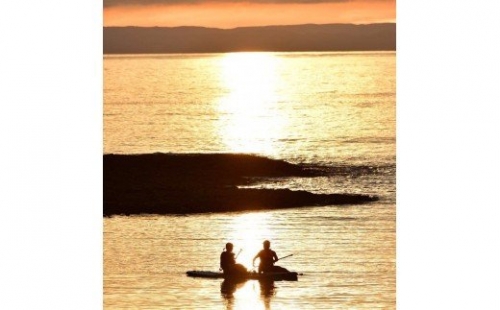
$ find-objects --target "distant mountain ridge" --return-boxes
[104,23,396,54]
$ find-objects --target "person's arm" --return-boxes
[252,251,260,266]
[220,252,225,270]
[273,251,279,263]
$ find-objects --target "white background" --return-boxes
[1,0,499,308]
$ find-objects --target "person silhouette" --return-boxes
[252,240,289,273]
[220,243,247,275]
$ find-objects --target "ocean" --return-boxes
[104,51,396,309]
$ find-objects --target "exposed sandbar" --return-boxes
[104,153,377,216]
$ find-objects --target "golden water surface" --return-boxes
[104,52,396,309]
[104,52,395,165]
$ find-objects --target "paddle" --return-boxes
[277,254,293,261]
[253,254,294,266]
[235,248,242,259]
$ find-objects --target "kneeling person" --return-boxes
[252,240,289,273]
[220,243,248,275]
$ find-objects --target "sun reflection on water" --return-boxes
[220,211,283,310]
[217,52,287,155]
[221,279,276,310]
[224,212,276,271]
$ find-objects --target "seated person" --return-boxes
[220,243,248,275]
[252,240,289,273]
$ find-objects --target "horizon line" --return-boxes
[104,22,396,30]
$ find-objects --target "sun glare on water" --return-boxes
[222,212,287,310]
[225,212,276,271]
[217,52,287,155]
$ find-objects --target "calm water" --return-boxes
[104,52,396,309]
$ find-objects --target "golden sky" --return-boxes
[104,0,395,28]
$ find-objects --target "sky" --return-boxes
[103,0,396,28]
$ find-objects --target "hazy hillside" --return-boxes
[104,23,396,53]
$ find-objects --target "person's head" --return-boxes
[225,242,234,252]
[263,240,271,249]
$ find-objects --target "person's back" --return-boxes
[253,240,289,273]
[220,250,235,273]
[255,248,276,273]
[220,242,247,275]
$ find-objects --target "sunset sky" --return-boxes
[104,0,395,28]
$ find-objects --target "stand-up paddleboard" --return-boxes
[186,270,299,281]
